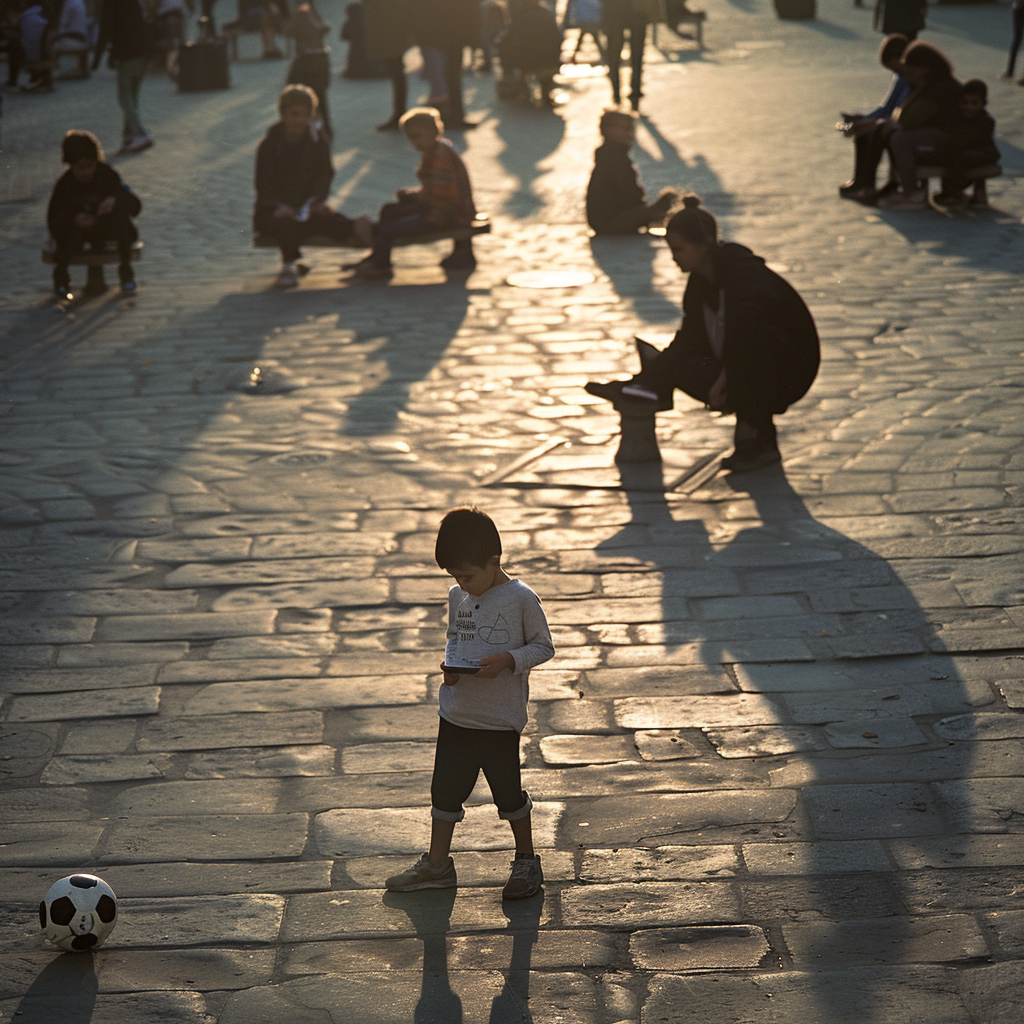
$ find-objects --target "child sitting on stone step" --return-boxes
[254,84,371,289]
[46,130,142,301]
[586,108,677,235]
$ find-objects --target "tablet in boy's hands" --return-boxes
[441,664,480,674]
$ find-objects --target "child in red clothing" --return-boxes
[351,106,477,278]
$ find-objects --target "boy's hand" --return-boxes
[475,653,515,679]
[97,197,116,216]
[273,205,298,219]
[440,663,460,686]
[74,213,96,228]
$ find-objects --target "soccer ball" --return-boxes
[40,874,117,952]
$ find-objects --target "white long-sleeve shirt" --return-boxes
[440,578,554,732]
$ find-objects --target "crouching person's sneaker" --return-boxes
[385,853,457,892]
[502,854,543,900]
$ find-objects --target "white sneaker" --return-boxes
[274,265,299,289]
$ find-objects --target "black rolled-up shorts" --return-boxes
[430,716,532,823]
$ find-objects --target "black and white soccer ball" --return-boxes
[40,874,117,951]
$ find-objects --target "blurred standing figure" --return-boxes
[364,0,414,130]
[415,0,480,129]
[155,0,193,77]
[1002,0,1024,84]
[603,0,649,110]
[477,0,507,72]
[51,0,92,79]
[286,1,332,138]
[93,0,158,152]
[873,0,926,42]
[564,0,603,63]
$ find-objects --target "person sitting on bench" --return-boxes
[254,83,370,288]
[934,78,1000,207]
[585,194,819,473]
[47,129,142,301]
[349,106,477,279]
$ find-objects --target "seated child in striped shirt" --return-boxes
[351,107,477,278]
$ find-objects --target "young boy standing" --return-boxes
[586,109,676,235]
[254,84,371,288]
[351,106,477,278]
[386,507,554,900]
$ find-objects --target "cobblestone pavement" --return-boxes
[2,1,1024,1021]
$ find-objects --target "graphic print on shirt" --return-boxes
[479,614,510,646]
[456,606,511,646]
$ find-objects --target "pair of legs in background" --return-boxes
[605,15,647,109]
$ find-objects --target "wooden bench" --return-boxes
[253,215,492,253]
[915,162,1001,190]
[42,239,144,266]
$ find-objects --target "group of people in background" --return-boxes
[838,33,1001,210]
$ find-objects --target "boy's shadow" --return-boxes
[383,889,463,1024]
[381,889,544,1024]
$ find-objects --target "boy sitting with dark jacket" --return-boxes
[936,78,1000,207]
[586,109,676,235]
[254,83,371,288]
[47,130,142,301]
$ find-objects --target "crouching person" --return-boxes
[47,130,142,300]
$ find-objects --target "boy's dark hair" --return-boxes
[278,83,318,116]
[435,507,502,569]
[666,193,718,245]
[963,78,988,103]
[599,108,637,137]
[879,34,908,68]
[62,129,103,165]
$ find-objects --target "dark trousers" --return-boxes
[1008,6,1024,76]
[649,332,776,450]
[254,207,355,263]
[287,51,332,137]
[430,717,526,818]
[51,215,138,286]
[605,17,646,105]
[386,53,407,120]
[443,46,467,124]
[851,125,892,188]
[368,201,435,268]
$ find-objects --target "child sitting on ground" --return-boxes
[47,129,142,301]
[350,107,477,279]
[385,507,554,901]
[254,84,371,289]
[586,109,677,235]
[935,78,1000,207]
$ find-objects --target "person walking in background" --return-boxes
[564,0,603,64]
[873,0,926,42]
[363,0,414,130]
[1002,0,1024,85]
[285,1,333,138]
[602,0,649,110]
[93,0,158,153]
[51,0,92,79]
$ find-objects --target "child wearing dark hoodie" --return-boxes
[47,129,142,301]
[586,109,676,235]
[254,83,370,288]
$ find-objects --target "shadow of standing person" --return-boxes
[12,953,98,1024]
[383,888,463,1024]
[488,893,544,1023]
